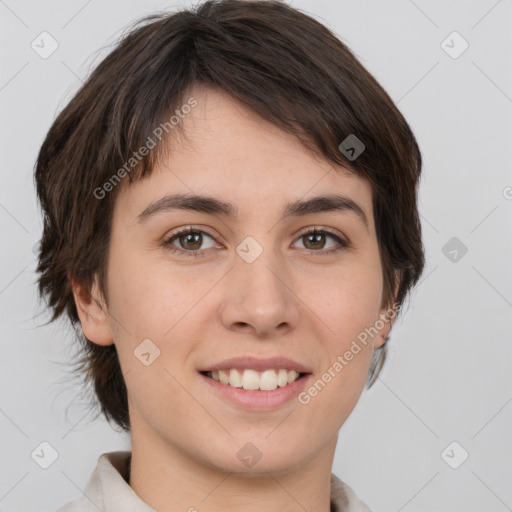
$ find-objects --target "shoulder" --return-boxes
[330,473,373,512]
[54,451,132,512]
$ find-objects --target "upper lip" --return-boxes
[199,356,312,373]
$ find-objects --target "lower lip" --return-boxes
[199,372,312,410]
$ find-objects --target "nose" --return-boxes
[219,241,301,338]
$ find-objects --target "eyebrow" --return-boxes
[136,193,369,231]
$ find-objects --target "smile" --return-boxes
[201,368,306,391]
[199,369,312,410]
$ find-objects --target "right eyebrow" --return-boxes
[136,192,369,232]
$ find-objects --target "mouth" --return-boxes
[199,369,310,391]
[197,356,313,409]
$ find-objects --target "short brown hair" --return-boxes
[34,0,425,433]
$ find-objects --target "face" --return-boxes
[75,85,395,476]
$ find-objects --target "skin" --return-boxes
[72,85,396,512]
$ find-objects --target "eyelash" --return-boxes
[162,226,350,259]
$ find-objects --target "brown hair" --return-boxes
[34,0,425,433]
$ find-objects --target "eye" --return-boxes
[163,227,218,258]
[292,226,349,255]
[162,226,349,258]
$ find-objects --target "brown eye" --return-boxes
[302,231,328,250]
[293,228,348,254]
[177,231,203,250]
[163,228,217,258]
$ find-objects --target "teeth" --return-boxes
[219,370,229,385]
[208,368,301,390]
[229,368,243,388]
[277,369,289,387]
[260,370,278,391]
[242,369,260,390]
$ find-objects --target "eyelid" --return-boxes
[163,225,220,247]
[165,225,347,243]
[294,225,346,241]
[163,224,350,257]
[164,225,219,242]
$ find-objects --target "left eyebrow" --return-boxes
[136,193,369,231]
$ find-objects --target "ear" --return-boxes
[374,276,400,349]
[373,308,396,349]
[69,273,114,346]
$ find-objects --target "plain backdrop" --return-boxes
[1,0,511,511]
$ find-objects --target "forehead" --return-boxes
[114,86,374,227]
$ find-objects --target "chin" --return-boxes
[213,437,309,476]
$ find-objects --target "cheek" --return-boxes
[106,246,197,336]
[304,251,382,401]
[105,248,216,388]
[310,261,383,339]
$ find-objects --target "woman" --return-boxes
[34,1,425,510]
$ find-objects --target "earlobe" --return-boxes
[375,276,400,349]
[69,273,114,346]
[374,321,393,349]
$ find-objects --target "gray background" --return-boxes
[1,0,511,510]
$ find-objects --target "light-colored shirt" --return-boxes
[56,451,372,512]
